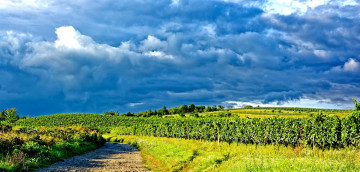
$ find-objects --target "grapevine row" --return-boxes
[15,111,360,149]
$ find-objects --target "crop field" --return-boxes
[2,105,359,171]
[224,108,353,118]
[15,109,360,149]
[162,107,353,118]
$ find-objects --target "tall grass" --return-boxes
[0,125,105,171]
[105,135,360,172]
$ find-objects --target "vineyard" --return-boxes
[5,105,360,171]
[224,108,352,118]
[15,109,360,149]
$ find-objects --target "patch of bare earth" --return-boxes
[37,142,150,172]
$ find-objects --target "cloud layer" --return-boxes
[0,0,359,115]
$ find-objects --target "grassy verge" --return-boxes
[0,140,99,171]
[0,126,105,171]
[104,134,360,172]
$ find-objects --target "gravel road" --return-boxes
[37,142,149,172]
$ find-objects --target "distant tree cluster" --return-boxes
[130,106,171,117]
[0,108,20,123]
[106,104,225,118]
[103,111,119,116]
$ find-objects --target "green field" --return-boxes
[225,107,352,118]
[104,135,360,171]
[1,105,360,171]
[15,109,360,149]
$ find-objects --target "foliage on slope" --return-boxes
[16,111,360,149]
[0,125,105,171]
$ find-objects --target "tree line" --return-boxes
[104,104,225,117]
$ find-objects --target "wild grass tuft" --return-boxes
[104,134,360,172]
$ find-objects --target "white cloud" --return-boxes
[2,26,182,94]
[263,0,330,15]
[18,26,177,71]
[55,26,82,49]
[222,0,359,15]
[139,35,167,51]
[314,50,328,58]
[344,58,359,72]
[170,0,180,6]
[225,98,345,109]
[341,0,358,6]
[3,31,32,53]
[144,51,174,60]
[0,0,51,10]
[128,102,144,107]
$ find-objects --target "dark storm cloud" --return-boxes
[0,0,359,115]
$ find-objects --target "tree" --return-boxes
[204,106,212,112]
[180,105,188,113]
[154,110,158,116]
[244,105,253,109]
[212,105,218,111]
[5,108,19,123]
[0,110,6,121]
[189,104,196,112]
[171,107,181,114]
[218,105,224,111]
[147,109,153,116]
[104,111,119,116]
[195,106,205,113]
[125,112,134,117]
[353,98,360,111]
[158,106,168,116]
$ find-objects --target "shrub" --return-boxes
[353,98,360,111]
[6,150,26,166]
[21,141,42,155]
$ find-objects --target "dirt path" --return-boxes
[37,142,149,172]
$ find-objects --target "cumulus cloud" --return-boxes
[0,0,359,115]
[344,58,360,72]
[139,35,167,51]
[55,26,84,49]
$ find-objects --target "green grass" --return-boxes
[104,135,360,172]
[0,140,101,171]
[0,126,105,171]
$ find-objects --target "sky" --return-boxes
[0,0,359,116]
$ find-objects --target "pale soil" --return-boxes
[37,142,150,172]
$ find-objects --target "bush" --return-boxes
[21,141,42,155]
[218,112,231,117]
[0,125,11,132]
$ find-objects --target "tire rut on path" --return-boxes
[37,142,150,172]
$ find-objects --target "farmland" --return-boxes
[2,105,359,171]
[15,107,359,149]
